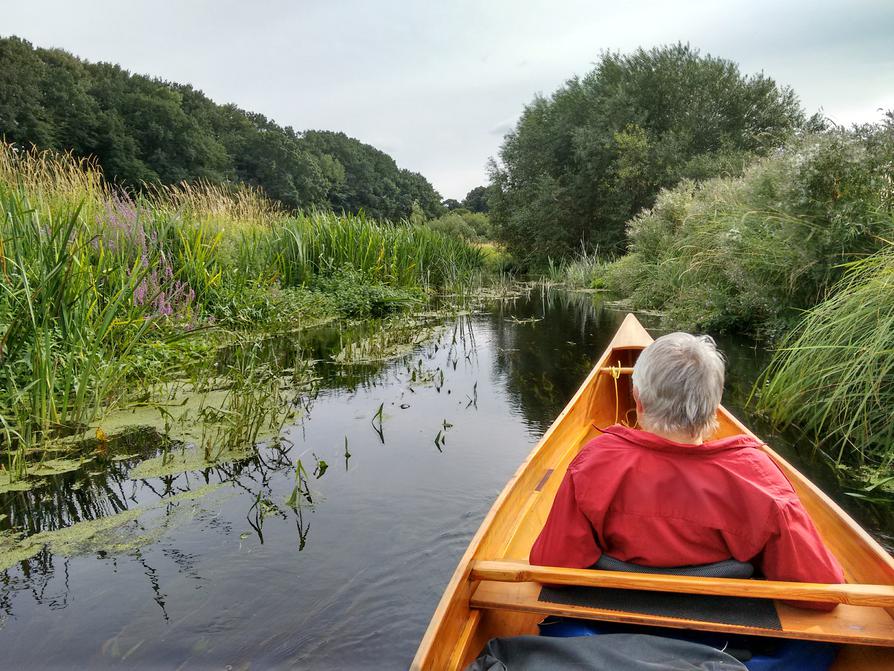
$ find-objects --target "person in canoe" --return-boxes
[530,332,844,610]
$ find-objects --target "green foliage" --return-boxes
[299,130,444,220]
[477,243,514,274]
[426,212,476,239]
[0,143,481,460]
[604,119,894,336]
[0,186,155,448]
[489,43,804,265]
[755,242,894,475]
[547,247,609,289]
[269,210,483,289]
[313,267,423,318]
[425,209,493,242]
[0,36,443,220]
[462,186,490,213]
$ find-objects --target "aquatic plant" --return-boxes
[755,242,894,474]
[270,209,484,289]
[0,187,156,447]
[0,142,483,466]
[546,245,609,290]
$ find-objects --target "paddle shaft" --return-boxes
[471,560,894,608]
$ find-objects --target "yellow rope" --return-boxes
[610,360,622,425]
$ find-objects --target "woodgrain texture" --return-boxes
[411,314,894,670]
[470,560,894,608]
[470,580,894,647]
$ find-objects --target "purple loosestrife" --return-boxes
[95,194,143,253]
[131,244,196,321]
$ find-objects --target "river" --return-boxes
[0,288,890,669]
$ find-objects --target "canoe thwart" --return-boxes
[598,366,634,375]
[470,560,894,608]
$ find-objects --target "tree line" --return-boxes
[0,36,443,221]
[487,43,815,265]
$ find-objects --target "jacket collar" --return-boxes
[598,424,764,454]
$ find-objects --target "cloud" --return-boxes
[1,0,892,199]
[489,116,519,137]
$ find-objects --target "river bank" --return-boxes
[0,143,484,489]
[0,289,889,669]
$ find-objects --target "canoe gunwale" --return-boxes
[410,313,894,670]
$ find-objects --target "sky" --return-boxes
[2,0,893,200]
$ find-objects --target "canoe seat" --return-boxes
[470,581,894,648]
[595,554,754,578]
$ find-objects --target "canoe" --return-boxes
[412,313,894,670]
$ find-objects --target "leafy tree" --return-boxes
[489,44,805,265]
[427,212,476,240]
[0,36,442,219]
[461,185,490,212]
[0,37,53,147]
[442,198,462,210]
[299,130,443,220]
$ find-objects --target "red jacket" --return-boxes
[530,425,844,610]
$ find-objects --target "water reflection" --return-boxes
[0,290,890,669]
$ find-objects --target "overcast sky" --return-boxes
[3,0,893,199]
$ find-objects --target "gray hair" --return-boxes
[631,332,725,439]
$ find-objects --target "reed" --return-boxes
[0,142,483,466]
[270,210,484,289]
[755,241,894,473]
[0,185,155,444]
[547,245,608,289]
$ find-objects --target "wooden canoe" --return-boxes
[412,313,894,670]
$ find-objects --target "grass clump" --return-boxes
[270,210,484,289]
[547,246,610,289]
[754,243,894,475]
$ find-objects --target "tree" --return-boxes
[0,36,442,220]
[488,44,805,265]
[299,130,443,220]
[462,185,490,212]
[442,198,461,210]
[0,37,53,147]
[426,208,493,241]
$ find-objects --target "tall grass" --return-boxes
[546,245,608,288]
[603,124,894,336]
[270,210,483,288]
[0,186,155,448]
[755,242,894,474]
[0,143,482,464]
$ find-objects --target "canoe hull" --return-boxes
[411,314,894,670]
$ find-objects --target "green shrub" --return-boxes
[607,119,894,336]
[426,212,476,240]
[313,266,423,317]
[425,209,494,242]
[478,243,514,274]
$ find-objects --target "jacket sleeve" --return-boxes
[760,498,845,611]
[530,470,602,568]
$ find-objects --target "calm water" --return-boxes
[1,290,890,670]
